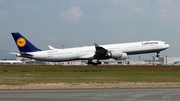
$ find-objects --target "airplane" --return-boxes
[0,60,24,64]
[0,58,24,64]
[11,32,169,65]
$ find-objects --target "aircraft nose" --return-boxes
[166,44,170,48]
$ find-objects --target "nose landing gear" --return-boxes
[156,52,160,58]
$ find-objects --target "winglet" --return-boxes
[94,43,100,47]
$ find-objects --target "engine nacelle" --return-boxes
[107,51,122,59]
[116,53,128,60]
[107,51,127,60]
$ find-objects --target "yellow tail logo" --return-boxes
[16,37,26,47]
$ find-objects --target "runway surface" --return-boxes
[0,88,180,101]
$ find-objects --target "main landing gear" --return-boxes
[87,60,102,65]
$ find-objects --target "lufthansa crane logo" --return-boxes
[17,37,26,47]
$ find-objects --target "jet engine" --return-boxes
[116,53,127,60]
[107,51,127,60]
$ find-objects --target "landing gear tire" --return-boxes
[87,60,101,65]
[96,61,102,65]
[156,52,160,58]
[156,54,160,58]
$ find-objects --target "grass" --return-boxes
[0,65,180,85]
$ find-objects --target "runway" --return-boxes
[0,88,180,101]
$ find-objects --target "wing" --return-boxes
[93,43,109,59]
[78,43,109,60]
[48,45,56,50]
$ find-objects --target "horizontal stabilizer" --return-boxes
[48,45,56,50]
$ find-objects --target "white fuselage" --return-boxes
[0,60,23,64]
[24,40,169,62]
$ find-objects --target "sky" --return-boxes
[0,0,180,59]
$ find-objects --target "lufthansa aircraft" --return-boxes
[11,32,169,65]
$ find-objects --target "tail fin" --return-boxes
[11,32,41,52]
